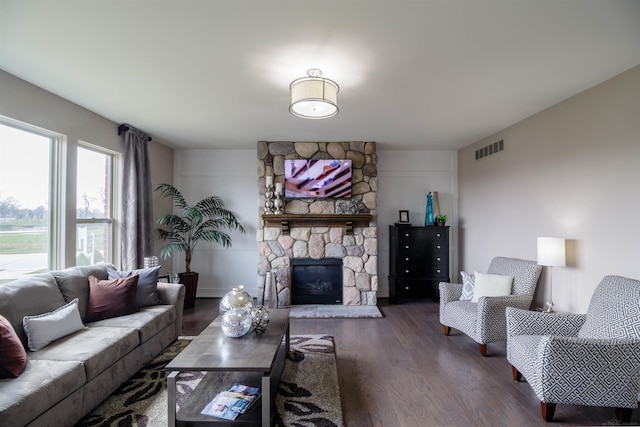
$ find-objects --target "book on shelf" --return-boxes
[201,383,262,420]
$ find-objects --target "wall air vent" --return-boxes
[475,139,504,160]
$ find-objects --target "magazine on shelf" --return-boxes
[201,383,262,420]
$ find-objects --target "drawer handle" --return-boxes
[404,233,410,237]
[405,286,410,290]
[405,257,410,261]
[437,233,441,237]
[436,257,441,261]
[436,245,441,249]
[437,269,441,273]
[405,245,409,249]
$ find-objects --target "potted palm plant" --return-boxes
[155,183,245,309]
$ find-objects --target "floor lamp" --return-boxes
[537,237,566,313]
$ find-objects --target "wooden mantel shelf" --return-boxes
[262,214,373,235]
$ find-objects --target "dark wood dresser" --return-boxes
[388,224,450,303]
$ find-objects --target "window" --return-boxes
[76,144,116,266]
[0,121,56,283]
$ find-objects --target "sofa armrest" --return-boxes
[506,307,586,338]
[157,282,185,338]
[538,336,640,407]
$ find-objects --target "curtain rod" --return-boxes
[117,124,152,141]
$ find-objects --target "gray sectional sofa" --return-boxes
[0,264,185,427]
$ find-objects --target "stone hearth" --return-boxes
[257,141,378,306]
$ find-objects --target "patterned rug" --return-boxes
[76,334,343,427]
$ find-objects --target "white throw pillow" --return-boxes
[470,272,514,303]
[23,299,85,351]
[459,271,475,301]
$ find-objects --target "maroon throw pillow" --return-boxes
[0,314,28,378]
[86,275,139,322]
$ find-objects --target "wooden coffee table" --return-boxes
[166,308,290,426]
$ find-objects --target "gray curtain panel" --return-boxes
[121,126,153,270]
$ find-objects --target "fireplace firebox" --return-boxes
[290,258,343,305]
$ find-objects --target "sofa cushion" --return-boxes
[28,326,139,381]
[0,314,27,378]
[52,264,109,321]
[86,275,139,322]
[107,265,161,307]
[89,304,177,344]
[0,274,66,347]
[0,358,85,427]
[23,299,85,351]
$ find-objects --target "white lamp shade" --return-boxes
[537,237,566,267]
[289,71,339,119]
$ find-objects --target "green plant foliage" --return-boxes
[154,183,245,273]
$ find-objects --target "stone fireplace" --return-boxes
[257,141,378,306]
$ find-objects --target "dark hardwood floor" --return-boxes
[182,298,638,427]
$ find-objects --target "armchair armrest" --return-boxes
[475,295,533,343]
[506,307,586,338]
[439,282,463,304]
[157,282,185,339]
[537,336,640,407]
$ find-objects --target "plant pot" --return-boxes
[178,272,199,309]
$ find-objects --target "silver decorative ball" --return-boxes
[220,308,253,338]
[219,285,255,314]
[251,305,270,333]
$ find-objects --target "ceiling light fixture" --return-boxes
[289,68,339,119]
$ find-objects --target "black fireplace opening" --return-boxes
[291,258,343,305]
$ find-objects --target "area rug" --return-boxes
[76,334,343,427]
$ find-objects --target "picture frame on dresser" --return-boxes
[398,210,410,223]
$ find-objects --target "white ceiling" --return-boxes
[1,0,639,151]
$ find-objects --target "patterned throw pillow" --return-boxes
[459,271,475,300]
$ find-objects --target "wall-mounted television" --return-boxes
[284,159,352,199]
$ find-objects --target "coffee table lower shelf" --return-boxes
[168,339,287,426]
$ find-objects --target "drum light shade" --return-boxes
[289,69,339,119]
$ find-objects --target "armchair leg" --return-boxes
[541,402,556,422]
[511,366,522,382]
[479,343,487,357]
[615,408,632,423]
[443,325,451,336]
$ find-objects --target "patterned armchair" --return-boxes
[439,257,542,356]
[507,275,640,422]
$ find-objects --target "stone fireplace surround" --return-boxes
[257,141,378,306]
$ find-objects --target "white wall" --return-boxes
[458,65,640,313]
[173,149,258,297]
[377,150,459,296]
[176,147,459,298]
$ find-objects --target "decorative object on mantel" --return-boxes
[435,214,447,226]
[264,175,275,214]
[289,68,339,119]
[155,183,246,309]
[220,307,253,338]
[219,285,255,314]
[273,182,284,214]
